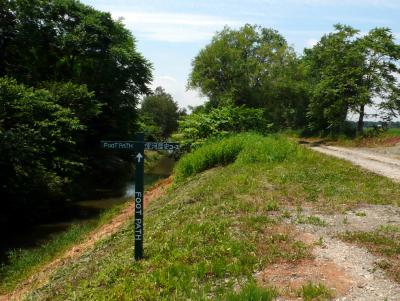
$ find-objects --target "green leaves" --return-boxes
[305,24,400,135]
[0,77,85,224]
[140,87,182,139]
[0,0,153,228]
[176,106,271,148]
[0,0,152,140]
[188,24,308,129]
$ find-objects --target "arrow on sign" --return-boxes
[136,152,143,163]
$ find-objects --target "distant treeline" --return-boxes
[181,24,400,143]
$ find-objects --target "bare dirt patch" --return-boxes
[0,177,172,301]
[281,204,400,300]
[257,259,354,300]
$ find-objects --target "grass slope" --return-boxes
[18,133,400,300]
[0,202,128,294]
[0,152,169,294]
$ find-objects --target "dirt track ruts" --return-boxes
[311,145,400,182]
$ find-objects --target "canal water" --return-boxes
[0,155,175,264]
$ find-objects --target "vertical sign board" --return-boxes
[134,133,144,260]
[101,134,179,261]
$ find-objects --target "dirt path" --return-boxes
[311,145,400,182]
[0,177,172,301]
[258,204,400,300]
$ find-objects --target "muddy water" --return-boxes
[0,155,175,263]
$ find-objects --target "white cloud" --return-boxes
[306,38,318,48]
[151,76,206,108]
[109,11,238,43]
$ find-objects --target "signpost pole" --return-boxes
[134,133,144,260]
[101,135,179,261]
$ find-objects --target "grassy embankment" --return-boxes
[0,203,127,294]
[0,151,165,294]
[16,133,400,300]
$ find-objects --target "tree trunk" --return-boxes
[357,105,365,135]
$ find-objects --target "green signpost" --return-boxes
[101,133,179,260]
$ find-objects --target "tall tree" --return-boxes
[304,25,400,134]
[354,28,400,133]
[304,25,364,134]
[140,87,181,138]
[188,24,308,129]
[0,0,152,140]
[0,77,84,224]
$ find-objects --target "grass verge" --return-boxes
[316,128,400,148]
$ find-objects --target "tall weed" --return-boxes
[175,133,301,181]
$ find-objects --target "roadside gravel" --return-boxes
[311,145,400,182]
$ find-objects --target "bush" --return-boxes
[174,133,301,181]
[175,106,272,149]
[0,77,85,226]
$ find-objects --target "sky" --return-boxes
[81,0,400,117]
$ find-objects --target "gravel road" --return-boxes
[311,145,400,182]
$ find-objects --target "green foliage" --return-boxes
[0,0,153,229]
[304,24,363,134]
[0,77,84,224]
[357,28,400,128]
[299,282,333,301]
[305,24,400,134]
[41,81,102,125]
[137,114,163,141]
[174,133,301,181]
[140,87,183,138]
[0,0,152,138]
[225,283,278,301]
[176,106,272,148]
[189,24,309,129]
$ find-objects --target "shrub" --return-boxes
[175,106,272,149]
[174,133,301,181]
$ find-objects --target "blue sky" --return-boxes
[81,0,400,115]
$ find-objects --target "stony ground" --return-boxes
[311,144,400,182]
[257,143,400,300]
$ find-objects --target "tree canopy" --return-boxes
[0,0,152,139]
[140,87,183,139]
[0,77,86,223]
[188,24,309,129]
[0,0,153,228]
[304,24,400,134]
